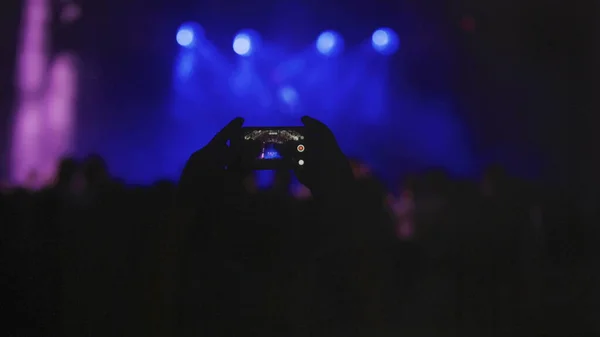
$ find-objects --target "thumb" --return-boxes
[301,115,329,134]
[301,115,339,150]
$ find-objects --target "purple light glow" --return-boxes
[11,100,43,185]
[44,53,77,179]
[17,0,48,94]
[11,0,77,187]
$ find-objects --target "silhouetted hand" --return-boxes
[177,117,266,209]
[291,117,396,336]
[177,117,245,209]
[294,116,355,200]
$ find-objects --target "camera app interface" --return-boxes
[243,129,305,164]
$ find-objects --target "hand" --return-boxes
[294,116,355,199]
[177,117,245,208]
[173,117,248,337]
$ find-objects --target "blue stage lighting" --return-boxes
[316,31,343,56]
[371,28,399,55]
[233,32,256,56]
[176,22,202,47]
[279,86,299,105]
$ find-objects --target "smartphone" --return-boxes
[236,127,307,170]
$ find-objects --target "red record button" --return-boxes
[297,144,305,152]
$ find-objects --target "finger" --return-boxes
[300,115,326,128]
[296,116,354,194]
[209,117,244,146]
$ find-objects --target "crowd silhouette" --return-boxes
[1,116,596,337]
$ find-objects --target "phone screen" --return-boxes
[240,127,306,169]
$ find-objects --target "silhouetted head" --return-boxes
[56,157,79,187]
[398,173,417,193]
[421,168,450,195]
[25,170,40,189]
[481,164,508,196]
[483,164,507,183]
[82,154,109,185]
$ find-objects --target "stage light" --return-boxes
[371,28,399,55]
[316,30,343,56]
[176,29,193,47]
[233,30,260,56]
[176,22,203,47]
[278,85,299,105]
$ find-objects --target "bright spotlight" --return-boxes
[233,34,251,55]
[177,29,194,47]
[233,30,260,56]
[176,22,203,47]
[371,28,399,55]
[316,30,343,56]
